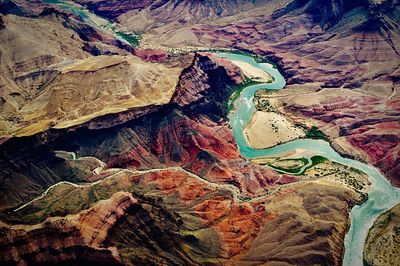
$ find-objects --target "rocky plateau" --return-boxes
[0,0,399,265]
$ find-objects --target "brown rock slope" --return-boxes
[0,14,185,138]
[75,0,274,22]
[240,182,358,265]
[0,53,293,211]
[0,13,89,135]
[189,0,400,184]
[254,84,400,185]
[63,0,400,184]
[3,0,136,52]
[0,191,171,265]
[191,0,400,87]
[364,203,400,266]
[0,158,365,265]
[0,49,370,265]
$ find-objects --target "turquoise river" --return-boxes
[20,0,400,262]
[217,53,400,266]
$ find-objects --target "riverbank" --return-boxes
[243,111,305,149]
[217,52,400,266]
[364,203,400,266]
[230,60,272,82]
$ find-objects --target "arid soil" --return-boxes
[0,0,399,265]
[254,85,400,185]
[244,111,305,149]
[364,203,400,266]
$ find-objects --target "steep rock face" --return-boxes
[0,170,201,264]
[240,181,360,266]
[259,85,400,184]
[0,192,137,265]
[0,189,201,265]
[272,0,372,28]
[4,1,137,54]
[0,53,293,211]
[0,12,120,137]
[0,14,89,100]
[74,0,154,19]
[59,53,290,197]
[193,2,400,87]
[0,8,191,138]
[186,0,400,93]
[189,0,400,184]
[0,54,183,138]
[0,167,248,263]
[95,110,291,195]
[347,129,400,184]
[0,160,363,265]
[75,0,271,22]
[0,136,99,210]
[173,53,244,107]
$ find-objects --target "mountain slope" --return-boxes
[0,0,398,265]
[190,0,400,183]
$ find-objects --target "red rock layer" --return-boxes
[0,52,296,212]
[134,48,168,62]
[285,91,400,184]
[0,158,362,265]
[97,53,295,197]
[172,52,244,106]
[190,2,400,183]
[74,0,269,21]
[0,192,138,265]
[142,169,213,204]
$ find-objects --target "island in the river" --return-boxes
[0,0,399,265]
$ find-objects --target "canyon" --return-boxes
[0,0,399,265]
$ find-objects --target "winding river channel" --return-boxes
[217,53,400,266]
[42,0,137,46]
[18,0,400,262]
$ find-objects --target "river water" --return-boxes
[217,53,400,266]
[42,0,136,46]
[24,0,400,261]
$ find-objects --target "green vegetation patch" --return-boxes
[268,157,308,174]
[227,78,262,112]
[310,155,328,166]
[116,31,142,47]
[305,126,329,141]
[254,93,276,112]
[268,155,328,175]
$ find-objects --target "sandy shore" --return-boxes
[244,111,305,149]
[231,60,272,82]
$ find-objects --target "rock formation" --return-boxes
[1,161,364,265]
[189,0,400,184]
[46,0,400,183]
[254,85,400,185]
[0,192,134,265]
[0,53,289,211]
[0,0,398,265]
[0,13,186,138]
[364,203,400,266]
